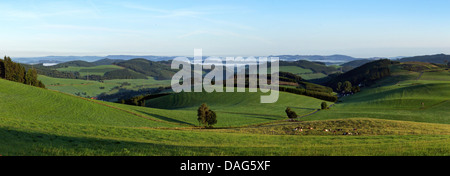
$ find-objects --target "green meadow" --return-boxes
[306,67,450,124]
[39,75,171,97]
[277,66,327,80]
[56,65,123,77]
[0,62,449,156]
[279,66,313,74]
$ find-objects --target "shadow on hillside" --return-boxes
[241,114,279,121]
[0,127,213,156]
[135,110,195,126]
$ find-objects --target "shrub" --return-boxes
[285,107,297,119]
[321,102,328,110]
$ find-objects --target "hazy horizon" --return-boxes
[7,50,448,60]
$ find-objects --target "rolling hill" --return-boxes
[92,58,125,66]
[310,62,450,124]
[399,54,450,64]
[1,57,450,156]
[0,75,449,156]
[279,60,339,75]
[114,59,178,80]
[325,59,394,89]
[0,78,176,128]
[340,59,373,69]
[147,89,330,113]
[53,60,96,68]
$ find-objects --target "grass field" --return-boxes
[1,123,448,156]
[39,75,171,97]
[299,73,328,80]
[279,66,313,74]
[277,66,327,80]
[306,66,450,124]
[1,62,449,156]
[0,79,177,128]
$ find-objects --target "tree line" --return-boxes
[279,86,338,102]
[336,81,360,95]
[326,59,394,90]
[221,72,337,102]
[0,56,45,88]
[117,87,172,106]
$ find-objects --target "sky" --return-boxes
[1,0,450,58]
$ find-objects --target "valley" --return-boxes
[0,56,449,156]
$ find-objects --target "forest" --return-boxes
[326,59,395,90]
[0,56,45,88]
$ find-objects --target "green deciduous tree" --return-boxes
[321,102,328,110]
[197,103,217,128]
[343,81,352,93]
[285,107,297,119]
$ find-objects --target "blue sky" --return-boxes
[1,0,450,57]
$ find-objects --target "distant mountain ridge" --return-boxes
[12,54,370,65]
[92,58,125,66]
[12,56,105,64]
[13,54,447,66]
[271,54,369,65]
[12,55,179,64]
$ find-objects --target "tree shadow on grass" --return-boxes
[135,110,195,126]
[239,114,279,121]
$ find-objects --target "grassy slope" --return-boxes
[277,66,327,80]
[279,66,313,74]
[307,64,450,124]
[1,115,448,156]
[0,90,448,155]
[1,64,449,156]
[145,89,332,127]
[227,118,450,136]
[0,79,176,128]
[39,75,171,97]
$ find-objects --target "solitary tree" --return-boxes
[321,102,328,110]
[285,107,297,120]
[197,103,217,128]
